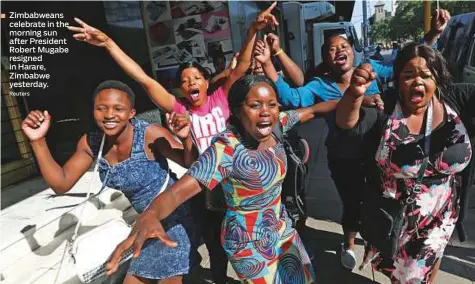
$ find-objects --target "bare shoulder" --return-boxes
[77,133,94,158]
[145,123,168,141]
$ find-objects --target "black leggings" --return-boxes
[328,158,366,232]
[191,193,228,284]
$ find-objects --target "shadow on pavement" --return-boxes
[300,226,374,284]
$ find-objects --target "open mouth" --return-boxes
[334,53,347,66]
[409,86,425,104]
[189,89,200,102]
[256,121,273,136]
[103,121,119,129]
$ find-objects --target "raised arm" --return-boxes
[336,63,376,129]
[222,2,279,95]
[107,138,231,274]
[255,39,318,108]
[423,9,451,46]
[22,111,94,194]
[209,52,239,87]
[68,18,176,113]
[267,33,304,86]
[296,100,340,123]
[367,59,394,83]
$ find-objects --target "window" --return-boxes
[349,26,363,53]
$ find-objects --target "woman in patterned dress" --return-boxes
[335,43,474,283]
[106,75,329,283]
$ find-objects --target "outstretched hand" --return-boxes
[254,2,279,31]
[254,35,271,64]
[106,210,176,276]
[348,63,377,98]
[68,17,110,47]
[166,112,191,140]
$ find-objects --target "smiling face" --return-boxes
[93,88,136,136]
[324,36,354,74]
[239,82,280,142]
[180,67,209,107]
[398,57,437,113]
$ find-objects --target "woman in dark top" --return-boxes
[335,43,474,283]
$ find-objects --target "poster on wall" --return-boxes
[173,15,204,44]
[170,1,227,19]
[177,39,207,64]
[142,1,234,93]
[145,1,172,23]
[152,45,179,67]
[104,1,143,28]
[202,9,230,40]
[206,38,234,60]
[148,20,175,47]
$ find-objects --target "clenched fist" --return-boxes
[348,63,377,98]
[21,110,51,141]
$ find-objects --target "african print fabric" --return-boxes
[187,110,315,283]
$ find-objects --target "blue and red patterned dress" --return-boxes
[187,110,315,283]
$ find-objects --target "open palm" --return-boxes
[254,38,271,64]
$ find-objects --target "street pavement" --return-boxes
[183,158,475,284]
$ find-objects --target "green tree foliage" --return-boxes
[370,0,475,43]
[370,19,390,43]
[437,1,475,16]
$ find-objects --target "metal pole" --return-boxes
[424,0,431,33]
[362,0,368,46]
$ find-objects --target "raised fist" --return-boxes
[22,110,51,141]
[348,63,377,98]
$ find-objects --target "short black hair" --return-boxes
[393,43,452,91]
[176,62,210,86]
[227,75,278,126]
[93,80,136,107]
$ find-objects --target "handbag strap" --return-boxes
[185,110,200,151]
[71,134,106,243]
[405,100,433,205]
[54,134,106,284]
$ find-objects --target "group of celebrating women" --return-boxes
[21,2,473,284]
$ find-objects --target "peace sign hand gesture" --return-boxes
[67,17,110,47]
